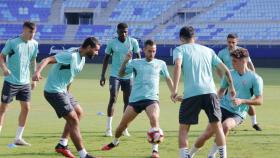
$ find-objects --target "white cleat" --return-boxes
[123,129,130,137]
[14,139,31,146]
[105,129,113,137]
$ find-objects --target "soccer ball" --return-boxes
[147,128,164,144]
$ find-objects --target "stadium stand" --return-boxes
[155,23,280,41]
[64,0,109,9]
[182,0,216,9]
[195,0,280,21]
[0,24,66,40]
[0,0,279,44]
[0,0,52,22]
[108,0,175,22]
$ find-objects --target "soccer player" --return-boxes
[32,37,101,158]
[171,26,235,158]
[0,21,38,146]
[189,48,263,158]
[100,23,141,137]
[218,33,261,131]
[101,40,173,158]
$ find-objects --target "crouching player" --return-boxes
[101,40,174,158]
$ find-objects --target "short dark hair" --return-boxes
[117,23,128,30]
[144,39,156,47]
[81,37,100,48]
[230,48,249,59]
[179,26,195,41]
[23,21,36,30]
[227,33,238,39]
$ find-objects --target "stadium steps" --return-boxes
[146,24,167,41]
[188,0,225,24]
[63,25,79,42]
[48,0,64,24]
[94,0,119,25]
[152,0,184,25]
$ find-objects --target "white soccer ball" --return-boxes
[147,128,164,144]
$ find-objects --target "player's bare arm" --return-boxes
[32,56,57,81]
[172,58,182,102]
[0,53,11,76]
[216,62,236,98]
[30,57,37,90]
[119,53,132,77]
[100,54,110,86]
[232,95,263,106]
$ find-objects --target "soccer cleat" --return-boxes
[14,139,31,146]
[55,143,75,158]
[151,150,160,158]
[101,142,118,151]
[122,129,130,137]
[105,129,113,137]
[253,124,262,131]
[82,154,102,158]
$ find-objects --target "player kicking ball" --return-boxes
[101,40,174,158]
[32,37,101,158]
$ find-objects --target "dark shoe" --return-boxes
[83,154,102,158]
[253,124,262,131]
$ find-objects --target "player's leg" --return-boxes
[14,84,31,146]
[204,94,226,158]
[120,78,132,136]
[179,124,191,158]
[60,93,83,144]
[0,81,17,134]
[56,103,83,158]
[145,102,160,158]
[248,105,261,131]
[105,77,120,136]
[178,97,202,158]
[44,92,98,158]
[190,124,214,157]
[63,110,89,158]
[102,105,138,151]
[0,103,8,134]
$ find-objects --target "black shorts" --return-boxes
[129,100,159,113]
[179,93,222,125]
[221,108,243,126]
[109,76,132,96]
[1,81,31,104]
[44,91,78,118]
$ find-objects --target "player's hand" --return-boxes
[32,72,43,81]
[170,92,178,103]
[175,95,183,102]
[3,68,11,76]
[124,52,132,62]
[100,75,106,86]
[232,98,243,106]
[31,81,37,90]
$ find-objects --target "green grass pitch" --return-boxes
[0,64,279,158]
